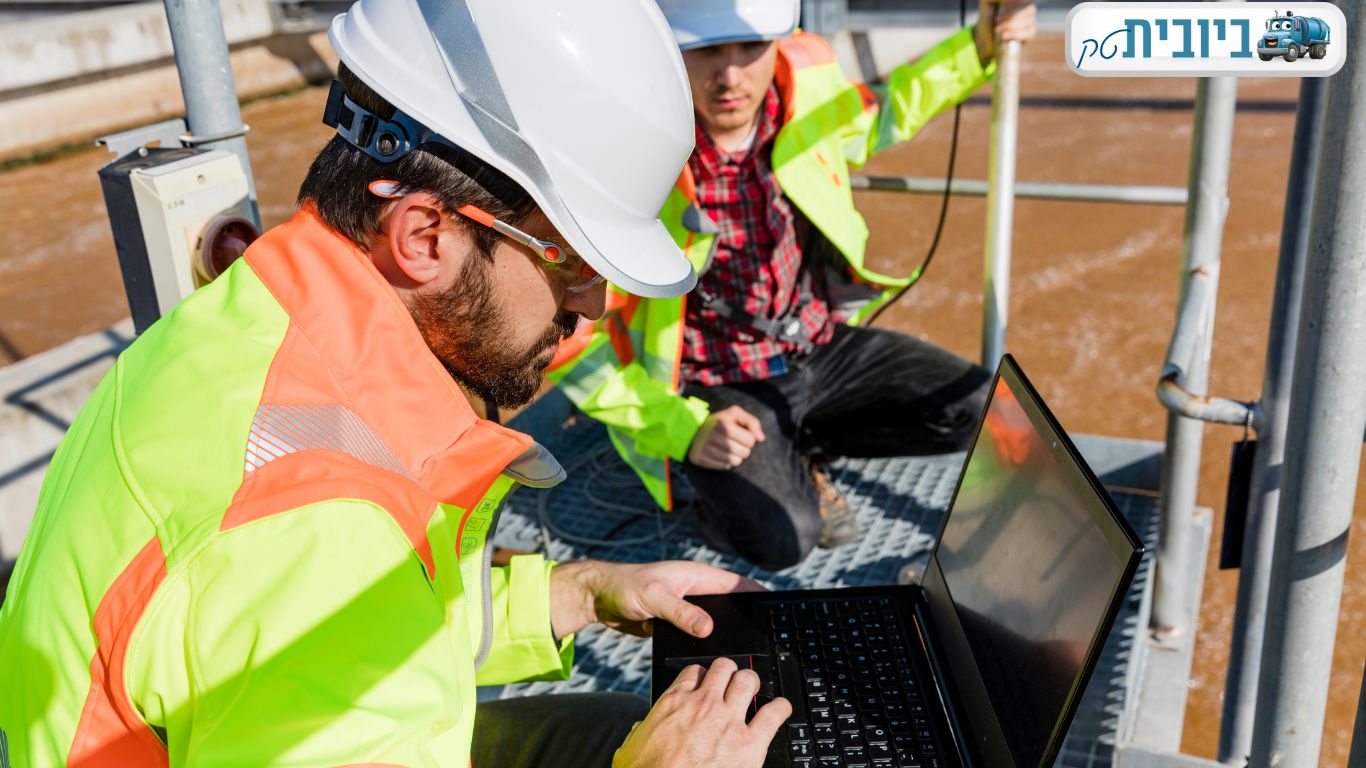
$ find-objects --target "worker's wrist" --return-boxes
[549,560,604,640]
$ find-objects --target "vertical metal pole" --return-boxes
[981,39,1021,367]
[1217,76,1325,765]
[162,0,260,227]
[1251,2,1366,762]
[1351,661,1366,768]
[799,0,847,36]
[1151,73,1238,634]
[800,0,818,33]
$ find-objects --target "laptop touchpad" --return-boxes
[658,654,776,718]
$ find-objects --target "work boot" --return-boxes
[813,468,861,549]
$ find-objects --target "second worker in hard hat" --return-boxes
[0,1,794,766]
[549,0,1037,571]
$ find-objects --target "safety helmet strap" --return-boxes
[323,80,439,164]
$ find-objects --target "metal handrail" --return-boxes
[982,38,1022,367]
[1156,268,1258,429]
[851,175,1188,206]
[1149,72,1239,638]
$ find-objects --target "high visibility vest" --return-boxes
[548,28,993,510]
[0,207,573,767]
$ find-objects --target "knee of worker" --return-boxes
[593,692,650,758]
[597,691,650,733]
[476,692,649,767]
[719,496,821,571]
[930,367,994,450]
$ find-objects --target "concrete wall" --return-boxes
[0,1,338,160]
[0,0,274,93]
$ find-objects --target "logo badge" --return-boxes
[1067,2,1346,76]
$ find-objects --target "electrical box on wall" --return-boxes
[98,146,258,334]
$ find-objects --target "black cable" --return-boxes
[865,0,971,328]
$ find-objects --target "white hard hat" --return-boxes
[656,0,800,51]
[328,0,697,299]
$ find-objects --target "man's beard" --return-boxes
[410,256,578,409]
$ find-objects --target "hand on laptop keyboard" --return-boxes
[616,657,792,768]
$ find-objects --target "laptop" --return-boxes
[652,355,1144,768]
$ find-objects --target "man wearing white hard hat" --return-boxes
[0,1,792,766]
[550,0,1036,571]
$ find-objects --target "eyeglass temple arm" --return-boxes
[457,205,565,264]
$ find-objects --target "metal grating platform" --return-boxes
[491,416,1160,768]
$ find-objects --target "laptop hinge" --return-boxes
[914,602,981,768]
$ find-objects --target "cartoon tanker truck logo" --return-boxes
[1259,10,1331,62]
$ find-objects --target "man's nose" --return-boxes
[717,63,744,89]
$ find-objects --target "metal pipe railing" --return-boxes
[850,175,1188,206]
[1217,76,1325,767]
[1155,267,1256,429]
[163,0,260,228]
[982,39,1021,367]
[1151,73,1239,636]
[1251,2,1366,761]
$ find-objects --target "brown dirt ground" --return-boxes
[0,31,1361,765]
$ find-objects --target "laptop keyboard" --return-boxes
[768,597,947,768]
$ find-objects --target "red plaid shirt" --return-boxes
[680,86,834,387]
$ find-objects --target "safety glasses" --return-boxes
[454,205,604,294]
[368,179,604,294]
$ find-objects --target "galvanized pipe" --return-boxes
[1217,75,1325,767]
[162,0,260,227]
[1154,377,1252,426]
[1151,72,1238,635]
[981,39,1021,368]
[850,175,1188,206]
[800,0,847,36]
[1156,266,1256,428]
[1251,1,1366,761]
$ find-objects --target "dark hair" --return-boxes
[297,64,537,255]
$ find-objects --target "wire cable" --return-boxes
[533,441,692,559]
[865,0,972,328]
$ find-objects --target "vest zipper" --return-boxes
[470,483,516,671]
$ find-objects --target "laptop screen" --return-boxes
[926,358,1139,767]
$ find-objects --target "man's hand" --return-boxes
[550,560,766,640]
[613,659,792,768]
[975,0,1037,65]
[687,405,765,471]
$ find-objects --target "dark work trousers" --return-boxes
[681,324,992,571]
[471,691,648,767]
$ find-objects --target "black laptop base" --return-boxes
[652,586,963,768]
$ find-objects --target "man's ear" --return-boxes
[383,192,458,286]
